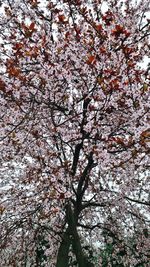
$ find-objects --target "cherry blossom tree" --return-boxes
[0,0,149,266]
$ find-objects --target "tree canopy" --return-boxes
[0,0,149,266]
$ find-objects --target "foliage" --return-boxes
[0,0,149,266]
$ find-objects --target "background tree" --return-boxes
[0,0,149,266]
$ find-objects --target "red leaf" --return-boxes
[96,24,103,32]
[86,55,96,65]
[29,22,35,30]
[14,43,23,50]
[59,193,65,199]
[58,15,66,23]
[0,79,6,92]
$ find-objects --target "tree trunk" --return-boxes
[71,225,94,267]
[56,227,71,267]
[67,203,94,267]
[56,203,94,267]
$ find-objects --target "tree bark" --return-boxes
[56,227,71,267]
[67,203,94,267]
[71,225,94,267]
[56,203,94,267]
